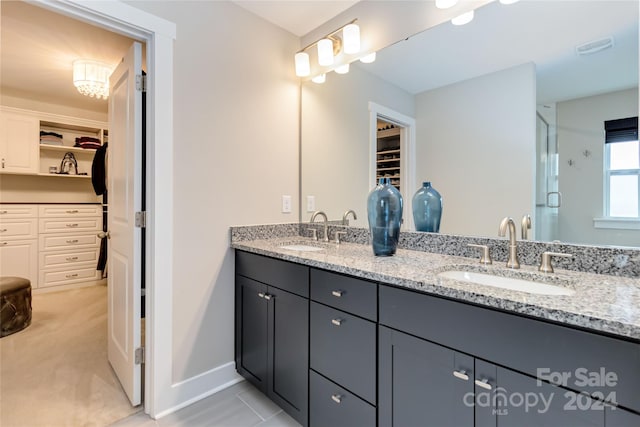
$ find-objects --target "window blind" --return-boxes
[604,116,638,144]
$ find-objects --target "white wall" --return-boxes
[301,64,414,227]
[414,63,537,237]
[557,88,639,246]
[125,0,300,387]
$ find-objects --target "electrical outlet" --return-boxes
[307,195,315,212]
[282,195,292,213]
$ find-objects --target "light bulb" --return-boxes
[499,0,520,4]
[294,52,310,77]
[343,23,360,54]
[312,74,326,84]
[317,38,334,66]
[451,10,474,26]
[335,64,350,74]
[436,0,458,9]
[359,52,376,64]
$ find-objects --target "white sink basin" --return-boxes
[278,244,325,252]
[437,270,575,296]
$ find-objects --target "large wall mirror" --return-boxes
[301,0,639,248]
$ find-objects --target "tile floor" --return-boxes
[111,381,301,427]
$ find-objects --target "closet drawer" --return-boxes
[39,217,101,234]
[39,247,100,269]
[0,204,38,218]
[39,264,101,288]
[310,370,375,427]
[0,219,37,240]
[310,302,376,404]
[39,232,100,250]
[311,269,377,321]
[38,204,101,218]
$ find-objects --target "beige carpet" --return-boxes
[0,284,142,427]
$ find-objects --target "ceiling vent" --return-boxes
[576,36,615,56]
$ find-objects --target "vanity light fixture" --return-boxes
[72,59,112,100]
[451,10,474,26]
[359,52,376,63]
[312,74,326,84]
[293,19,360,77]
[499,0,520,4]
[436,0,458,9]
[335,64,350,74]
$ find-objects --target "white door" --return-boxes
[108,41,143,406]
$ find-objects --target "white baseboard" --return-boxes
[154,361,243,419]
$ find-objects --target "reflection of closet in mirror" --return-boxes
[376,119,402,191]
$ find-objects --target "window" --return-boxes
[604,117,639,218]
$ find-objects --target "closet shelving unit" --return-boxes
[376,126,401,191]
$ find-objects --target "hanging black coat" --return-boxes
[91,142,108,196]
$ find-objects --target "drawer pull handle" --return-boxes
[1,242,7,246]
[331,394,342,404]
[66,239,79,244]
[66,223,79,227]
[475,379,492,390]
[258,292,265,298]
[453,370,469,381]
[0,229,6,232]
[66,210,79,213]
[66,256,79,261]
[331,318,343,326]
[0,210,7,214]
[66,273,79,278]
[331,290,344,297]
[264,294,273,301]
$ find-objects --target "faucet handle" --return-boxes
[468,244,492,265]
[308,228,318,241]
[538,251,572,273]
[334,230,347,244]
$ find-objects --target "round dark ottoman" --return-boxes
[0,277,32,337]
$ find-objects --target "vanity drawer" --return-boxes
[39,264,101,288]
[235,251,309,298]
[38,204,101,218]
[39,233,100,250]
[311,269,377,321]
[310,302,376,404]
[380,284,640,413]
[310,370,375,427]
[39,217,101,234]
[0,218,37,240]
[39,247,100,269]
[0,204,37,218]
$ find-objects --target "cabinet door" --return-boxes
[0,111,38,174]
[606,406,640,427]
[379,326,474,427]
[0,239,38,287]
[267,286,309,426]
[235,275,268,393]
[496,366,604,427]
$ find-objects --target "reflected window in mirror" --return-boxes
[604,117,639,218]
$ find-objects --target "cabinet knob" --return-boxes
[263,294,273,301]
[331,394,342,404]
[331,318,343,326]
[453,370,469,381]
[475,378,493,390]
[331,290,344,297]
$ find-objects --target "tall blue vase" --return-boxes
[367,178,403,256]
[412,181,443,232]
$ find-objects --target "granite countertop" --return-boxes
[232,237,640,341]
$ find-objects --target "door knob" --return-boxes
[98,231,111,239]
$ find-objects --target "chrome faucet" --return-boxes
[342,209,357,226]
[498,217,520,269]
[310,211,329,242]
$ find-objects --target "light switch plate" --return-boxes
[307,195,315,212]
[282,195,292,213]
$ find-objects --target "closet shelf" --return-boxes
[39,145,98,154]
[377,149,400,155]
[36,173,91,179]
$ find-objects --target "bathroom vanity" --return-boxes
[233,235,640,427]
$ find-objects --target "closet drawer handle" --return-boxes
[331,394,342,404]
[66,273,79,278]
[331,318,343,326]
[453,370,469,381]
[475,379,493,390]
[66,223,79,227]
[264,294,273,301]
[66,210,79,213]
[0,229,6,232]
[331,290,344,297]
[0,210,7,214]
[66,239,79,244]
[1,242,7,246]
[258,292,265,299]
[66,256,79,261]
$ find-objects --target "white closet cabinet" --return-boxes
[0,205,38,286]
[0,110,39,174]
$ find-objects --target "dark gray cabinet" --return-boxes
[235,252,309,426]
[310,370,375,427]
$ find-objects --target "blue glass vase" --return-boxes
[367,178,403,256]
[412,181,443,232]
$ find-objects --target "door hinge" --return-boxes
[136,74,147,92]
[135,347,145,364]
[135,211,147,228]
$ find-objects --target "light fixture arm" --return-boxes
[296,18,357,55]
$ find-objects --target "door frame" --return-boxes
[35,0,175,418]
